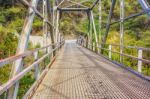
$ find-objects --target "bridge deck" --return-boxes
[32,41,150,99]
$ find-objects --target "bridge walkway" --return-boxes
[32,41,150,99]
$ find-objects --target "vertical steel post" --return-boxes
[120,0,124,62]
[98,0,102,54]
[109,44,112,59]
[138,49,143,73]
[7,0,39,99]
[55,10,60,42]
[43,0,48,47]
[53,1,57,42]
[34,51,40,80]
[47,0,56,56]
[86,12,89,48]
[89,12,93,50]
[87,11,91,49]
[56,10,60,43]
[90,11,98,52]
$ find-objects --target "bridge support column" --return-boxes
[43,0,48,48]
[47,0,56,57]
[98,0,102,54]
[7,0,39,99]
[55,10,60,43]
[120,0,124,62]
[87,11,92,50]
[90,11,99,52]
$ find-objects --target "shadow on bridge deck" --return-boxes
[32,40,150,99]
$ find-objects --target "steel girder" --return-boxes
[138,0,150,19]
[7,0,39,99]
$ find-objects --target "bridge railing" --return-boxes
[0,40,65,98]
[77,39,150,80]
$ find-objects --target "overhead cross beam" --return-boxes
[57,7,90,11]
[57,0,100,12]
[64,0,90,8]
[68,0,88,8]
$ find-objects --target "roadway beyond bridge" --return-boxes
[32,40,150,99]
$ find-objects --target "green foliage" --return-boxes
[35,43,41,48]
[0,15,5,23]
[18,72,35,99]
[0,64,11,84]
[0,26,18,58]
[32,16,42,33]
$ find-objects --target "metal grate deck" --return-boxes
[32,41,150,99]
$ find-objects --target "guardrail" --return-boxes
[77,38,150,78]
[0,40,65,98]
